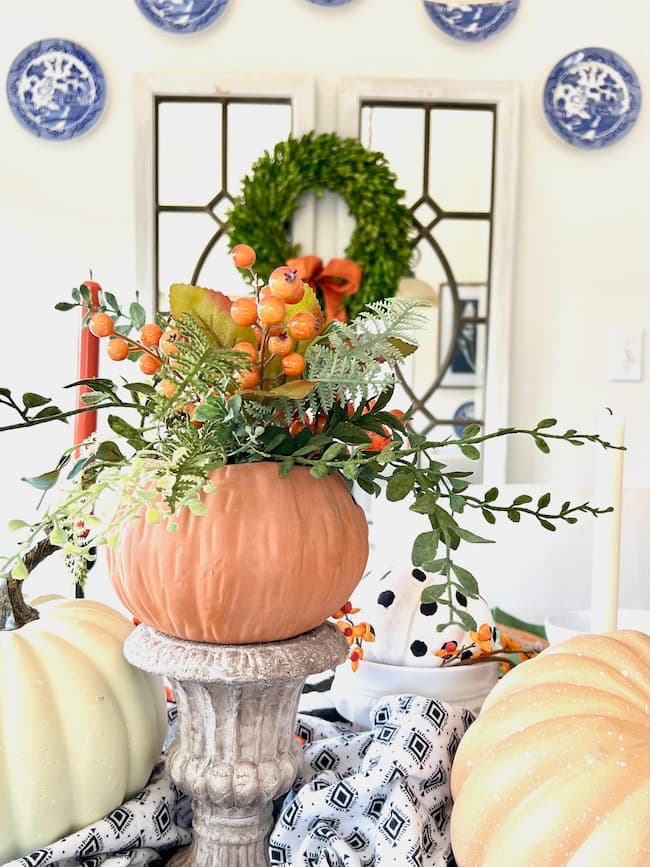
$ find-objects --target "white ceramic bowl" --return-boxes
[330,657,499,730]
[544,608,650,645]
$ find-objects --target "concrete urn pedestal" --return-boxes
[125,622,348,867]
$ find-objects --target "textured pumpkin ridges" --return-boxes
[450,715,648,866]
[481,653,650,717]
[451,682,648,797]
[566,779,650,866]
[477,739,649,867]
[110,464,369,644]
[543,631,650,687]
[0,633,73,856]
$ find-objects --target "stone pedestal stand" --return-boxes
[124,622,348,867]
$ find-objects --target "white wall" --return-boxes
[1,0,649,618]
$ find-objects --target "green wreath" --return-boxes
[227,132,414,318]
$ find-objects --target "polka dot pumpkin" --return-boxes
[350,565,495,668]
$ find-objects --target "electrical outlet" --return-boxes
[607,329,643,381]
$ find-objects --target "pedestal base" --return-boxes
[124,623,347,867]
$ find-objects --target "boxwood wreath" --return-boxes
[227,132,414,318]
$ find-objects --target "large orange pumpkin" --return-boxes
[108,463,369,644]
[450,630,650,867]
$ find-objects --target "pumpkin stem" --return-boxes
[1,535,59,630]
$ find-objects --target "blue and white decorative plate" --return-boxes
[452,400,475,437]
[423,0,519,41]
[134,0,229,33]
[6,39,106,140]
[305,0,351,5]
[543,47,641,148]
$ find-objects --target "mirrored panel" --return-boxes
[360,100,496,478]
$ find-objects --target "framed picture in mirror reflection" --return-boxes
[438,283,487,388]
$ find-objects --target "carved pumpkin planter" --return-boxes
[450,630,650,867]
[0,596,167,863]
[108,462,369,644]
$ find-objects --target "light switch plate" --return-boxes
[607,328,643,381]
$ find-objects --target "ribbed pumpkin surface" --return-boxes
[108,463,369,644]
[450,630,650,867]
[0,599,167,862]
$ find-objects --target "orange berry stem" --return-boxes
[116,332,161,361]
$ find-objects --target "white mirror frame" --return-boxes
[134,72,316,314]
[338,77,520,485]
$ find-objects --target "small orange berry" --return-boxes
[259,284,273,299]
[140,323,163,347]
[185,403,203,428]
[267,332,294,357]
[139,353,162,375]
[390,408,406,420]
[89,312,114,338]
[314,413,327,434]
[258,295,286,326]
[281,352,306,377]
[288,312,317,341]
[160,329,180,356]
[268,266,304,302]
[235,366,261,390]
[231,244,256,269]
[230,297,258,327]
[157,378,177,398]
[233,341,258,362]
[106,337,129,361]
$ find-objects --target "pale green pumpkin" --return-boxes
[0,598,167,861]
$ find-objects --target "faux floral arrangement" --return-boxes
[0,244,617,663]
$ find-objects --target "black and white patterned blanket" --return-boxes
[7,696,472,867]
[271,695,473,866]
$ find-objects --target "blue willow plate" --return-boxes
[452,401,475,437]
[6,39,106,140]
[543,47,641,148]
[134,0,229,33]
[423,0,519,41]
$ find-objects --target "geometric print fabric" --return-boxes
[270,695,474,866]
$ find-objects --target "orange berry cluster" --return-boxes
[89,311,179,380]
[332,600,375,672]
[229,246,323,391]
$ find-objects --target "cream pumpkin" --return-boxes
[0,598,168,862]
[450,630,650,867]
[108,463,369,644]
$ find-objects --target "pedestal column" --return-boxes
[125,622,347,867]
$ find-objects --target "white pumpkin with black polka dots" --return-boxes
[351,565,495,668]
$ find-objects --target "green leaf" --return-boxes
[268,380,317,399]
[107,415,146,448]
[66,377,116,394]
[278,459,294,477]
[8,519,30,531]
[451,563,479,595]
[410,492,438,515]
[481,508,496,525]
[484,487,499,502]
[412,531,440,566]
[22,392,51,409]
[310,463,330,479]
[331,422,371,445]
[540,519,556,532]
[537,418,557,429]
[356,476,378,496]
[33,406,65,422]
[455,610,478,631]
[420,583,447,603]
[169,283,255,349]
[129,302,146,330]
[448,477,469,493]
[67,456,92,479]
[291,434,332,456]
[387,337,417,358]
[321,442,350,462]
[21,469,62,491]
[386,469,415,502]
[103,292,121,313]
[449,494,465,513]
[507,509,521,523]
[534,436,551,454]
[461,423,481,438]
[71,287,81,303]
[80,392,108,406]
[80,285,91,305]
[419,557,448,574]
[537,492,551,509]
[512,494,533,505]
[95,441,125,463]
[0,387,11,398]
[460,444,481,460]
[123,382,157,398]
[54,301,77,311]
[455,527,494,544]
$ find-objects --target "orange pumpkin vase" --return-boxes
[108,463,369,644]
